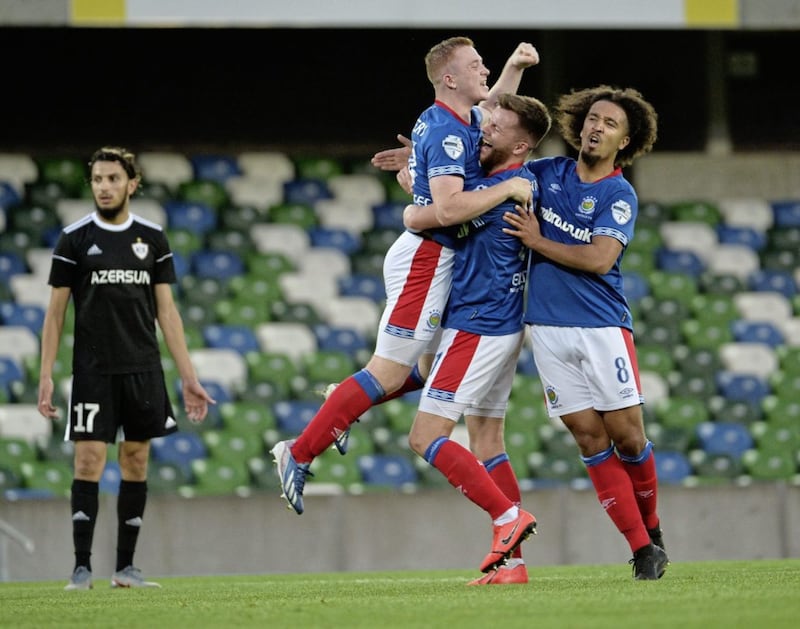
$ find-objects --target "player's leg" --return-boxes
[64,373,113,590]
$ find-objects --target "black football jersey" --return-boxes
[49,212,177,375]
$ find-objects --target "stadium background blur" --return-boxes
[1,1,799,581]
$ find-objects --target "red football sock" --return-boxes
[585,449,650,553]
[376,365,426,404]
[291,371,383,463]
[620,444,660,531]
[486,454,524,558]
[428,438,512,520]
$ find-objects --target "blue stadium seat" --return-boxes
[358,454,418,487]
[770,200,800,228]
[0,252,28,283]
[0,302,45,335]
[655,248,705,277]
[202,323,260,355]
[190,250,245,280]
[163,201,217,234]
[622,271,650,302]
[716,225,766,251]
[0,181,21,211]
[716,371,771,405]
[99,461,121,495]
[308,227,362,255]
[338,273,386,303]
[731,320,785,347]
[0,356,24,400]
[171,251,189,280]
[272,400,321,434]
[372,201,407,230]
[150,432,208,477]
[313,324,369,356]
[748,269,798,298]
[189,154,242,184]
[283,179,333,206]
[654,450,693,484]
[695,421,754,458]
[516,346,539,376]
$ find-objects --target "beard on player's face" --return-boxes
[96,202,125,221]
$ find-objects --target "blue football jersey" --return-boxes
[409,101,485,249]
[523,156,637,330]
[443,165,539,336]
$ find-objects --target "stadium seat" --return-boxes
[358,453,418,487]
[653,450,693,484]
[328,173,386,206]
[35,156,86,197]
[338,273,386,303]
[669,200,721,225]
[0,403,50,449]
[0,436,37,475]
[167,228,204,258]
[244,251,296,280]
[150,432,208,477]
[0,251,28,283]
[19,460,72,497]
[148,461,191,494]
[9,275,51,310]
[705,244,761,281]
[129,198,167,227]
[301,349,356,388]
[138,152,194,189]
[190,250,245,280]
[272,399,321,434]
[647,271,698,304]
[314,198,374,236]
[698,271,747,296]
[206,229,254,259]
[269,300,324,327]
[750,420,800,454]
[268,201,319,229]
[648,422,694,453]
[8,204,61,242]
[770,200,800,228]
[225,176,284,210]
[308,226,362,256]
[313,324,370,357]
[283,179,333,206]
[255,321,317,363]
[761,395,800,425]
[245,351,299,391]
[0,153,38,192]
[695,421,754,458]
[0,302,45,336]
[734,291,793,325]
[179,275,229,308]
[719,342,779,379]
[527,451,585,484]
[716,225,766,251]
[655,248,705,277]
[689,451,743,483]
[680,318,733,350]
[99,461,121,495]
[215,295,271,328]
[164,201,217,235]
[760,248,800,274]
[278,272,338,316]
[659,220,718,261]
[202,429,264,465]
[190,458,251,495]
[202,324,260,356]
[0,356,25,401]
[639,371,670,406]
[741,449,796,481]
[709,397,763,425]
[730,320,784,347]
[621,249,656,276]
[748,269,797,298]
[189,347,248,395]
[189,154,241,184]
[715,371,770,405]
[309,455,362,487]
[0,326,39,372]
[218,400,277,438]
[294,156,343,181]
[717,198,773,233]
[237,151,295,181]
[319,297,381,341]
[621,271,650,302]
[371,202,407,231]
[250,223,310,263]
[0,465,22,492]
[636,320,682,348]
[654,396,709,431]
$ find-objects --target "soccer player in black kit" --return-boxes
[37,147,215,590]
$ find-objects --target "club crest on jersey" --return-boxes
[442,135,464,160]
[611,199,632,225]
[132,238,149,260]
[426,310,442,331]
[578,196,597,216]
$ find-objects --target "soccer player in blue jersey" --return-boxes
[37,147,215,590]
[501,85,667,580]
[402,93,552,584]
[271,37,539,520]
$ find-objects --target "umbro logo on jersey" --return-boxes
[87,244,103,255]
[548,183,562,193]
